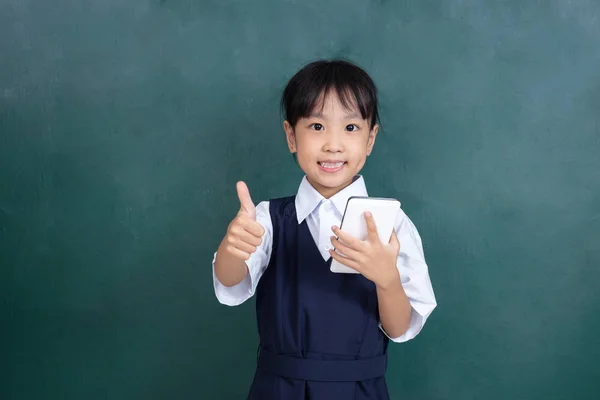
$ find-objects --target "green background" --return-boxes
[2,1,599,399]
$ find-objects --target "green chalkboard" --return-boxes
[2,1,599,399]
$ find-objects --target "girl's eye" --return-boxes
[311,123,324,131]
[346,124,359,132]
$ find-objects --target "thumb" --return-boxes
[236,181,256,219]
[389,230,401,251]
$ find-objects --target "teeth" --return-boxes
[320,162,344,168]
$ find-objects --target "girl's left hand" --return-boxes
[329,212,401,289]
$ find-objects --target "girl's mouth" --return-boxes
[318,161,346,172]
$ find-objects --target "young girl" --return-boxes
[212,60,437,399]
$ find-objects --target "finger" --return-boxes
[236,181,256,220]
[229,221,263,246]
[331,236,362,262]
[331,225,365,251]
[389,229,401,251]
[226,246,251,261]
[364,212,380,243]
[231,239,258,255]
[329,249,361,272]
[235,229,263,247]
[238,218,265,238]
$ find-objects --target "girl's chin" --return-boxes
[307,172,355,191]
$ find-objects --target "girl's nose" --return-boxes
[323,130,344,152]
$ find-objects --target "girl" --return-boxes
[212,59,437,399]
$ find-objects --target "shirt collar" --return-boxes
[295,175,369,224]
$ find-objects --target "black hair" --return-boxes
[281,59,380,130]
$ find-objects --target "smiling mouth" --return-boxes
[318,161,346,172]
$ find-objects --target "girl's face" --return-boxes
[284,91,379,199]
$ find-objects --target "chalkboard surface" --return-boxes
[2,1,599,399]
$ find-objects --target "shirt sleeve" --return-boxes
[212,201,273,306]
[379,209,437,343]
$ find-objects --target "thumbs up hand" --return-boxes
[223,181,265,261]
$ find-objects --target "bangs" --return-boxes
[282,60,380,129]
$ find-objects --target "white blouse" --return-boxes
[213,175,437,343]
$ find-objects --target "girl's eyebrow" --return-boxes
[308,112,362,119]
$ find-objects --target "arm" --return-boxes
[376,272,412,339]
[381,210,437,342]
[214,181,263,286]
[329,210,436,342]
[214,239,251,287]
[212,182,272,306]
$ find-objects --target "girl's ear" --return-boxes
[284,120,297,153]
[366,124,379,156]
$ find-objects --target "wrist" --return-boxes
[375,265,401,291]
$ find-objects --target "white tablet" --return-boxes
[330,196,401,274]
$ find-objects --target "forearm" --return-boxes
[377,276,412,338]
[214,238,249,287]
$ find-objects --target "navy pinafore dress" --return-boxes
[248,196,390,400]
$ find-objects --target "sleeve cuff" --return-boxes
[212,251,261,306]
[379,300,436,343]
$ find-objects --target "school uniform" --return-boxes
[213,175,437,399]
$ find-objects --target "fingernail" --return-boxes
[365,211,372,217]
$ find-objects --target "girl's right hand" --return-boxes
[223,181,265,261]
